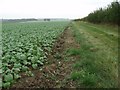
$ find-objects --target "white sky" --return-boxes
[0,0,114,19]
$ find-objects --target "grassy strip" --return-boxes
[69,21,118,88]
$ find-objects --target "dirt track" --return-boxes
[11,27,80,88]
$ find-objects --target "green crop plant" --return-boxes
[2,21,69,88]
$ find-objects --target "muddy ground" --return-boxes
[11,27,80,88]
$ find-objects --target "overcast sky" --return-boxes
[0,0,114,19]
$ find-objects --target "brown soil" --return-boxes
[11,27,80,88]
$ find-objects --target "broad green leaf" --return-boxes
[14,63,21,68]
[21,66,28,72]
[3,82,11,88]
[32,64,38,69]
[4,74,13,82]
[14,73,21,79]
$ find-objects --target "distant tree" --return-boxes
[80,1,120,25]
[44,19,50,21]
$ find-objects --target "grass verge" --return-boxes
[69,21,118,88]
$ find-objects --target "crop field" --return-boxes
[0,20,118,88]
[1,21,69,88]
[1,0,119,89]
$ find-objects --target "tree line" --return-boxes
[80,1,120,25]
